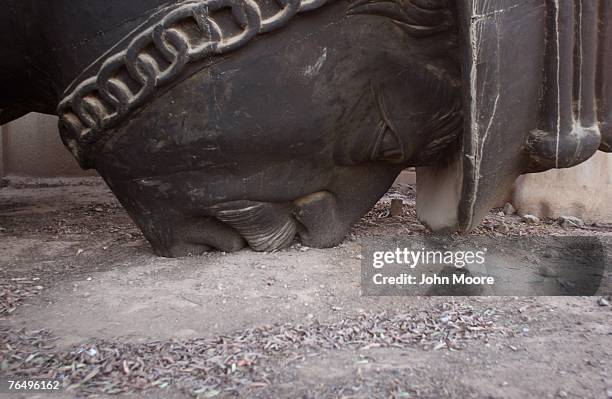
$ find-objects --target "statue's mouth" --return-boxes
[200,191,347,252]
[207,201,298,252]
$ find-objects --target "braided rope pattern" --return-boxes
[58,0,332,167]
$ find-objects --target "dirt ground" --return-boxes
[0,177,611,399]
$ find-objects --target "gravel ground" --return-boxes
[0,178,611,399]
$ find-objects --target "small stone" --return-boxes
[355,254,364,260]
[503,202,516,216]
[598,297,610,307]
[86,277,93,281]
[605,388,612,399]
[559,215,584,229]
[83,292,91,298]
[500,381,509,387]
[390,199,404,217]
[523,215,540,224]
[34,285,44,290]
[557,390,568,398]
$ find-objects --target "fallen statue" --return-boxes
[0,0,610,256]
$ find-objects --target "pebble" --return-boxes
[606,388,612,399]
[598,297,610,307]
[503,203,516,215]
[557,390,568,398]
[559,215,584,229]
[390,199,404,217]
[523,215,540,224]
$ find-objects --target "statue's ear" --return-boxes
[418,0,606,232]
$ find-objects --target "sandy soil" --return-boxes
[0,178,611,398]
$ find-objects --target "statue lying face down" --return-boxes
[1,0,611,256]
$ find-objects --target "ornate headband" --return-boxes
[58,0,333,168]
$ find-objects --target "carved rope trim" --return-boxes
[58,0,332,167]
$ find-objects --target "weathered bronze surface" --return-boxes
[1,0,610,256]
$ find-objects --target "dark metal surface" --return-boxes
[0,0,610,256]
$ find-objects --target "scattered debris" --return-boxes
[0,303,500,396]
[522,215,540,225]
[0,281,43,316]
[503,203,516,216]
[559,216,585,229]
[495,222,510,233]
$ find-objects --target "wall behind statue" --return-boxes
[512,151,612,223]
[0,113,95,177]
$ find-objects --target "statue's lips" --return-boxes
[199,190,346,252]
